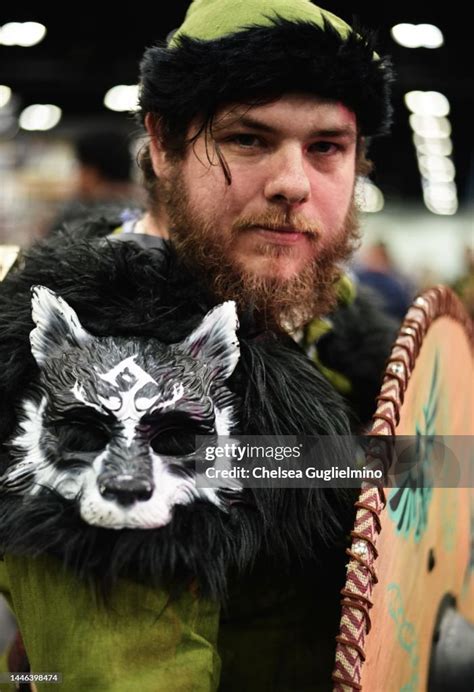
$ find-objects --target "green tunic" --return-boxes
[0,550,347,691]
[0,555,221,691]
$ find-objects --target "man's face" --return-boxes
[152,93,360,326]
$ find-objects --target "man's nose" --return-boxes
[264,144,311,207]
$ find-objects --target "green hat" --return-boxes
[171,0,351,44]
[139,0,394,139]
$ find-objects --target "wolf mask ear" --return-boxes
[179,301,240,379]
[30,285,92,367]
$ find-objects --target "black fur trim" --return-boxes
[139,17,395,139]
[317,286,399,425]
[0,227,356,598]
[0,480,355,600]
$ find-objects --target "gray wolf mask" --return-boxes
[3,286,241,530]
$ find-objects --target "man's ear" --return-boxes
[145,113,168,178]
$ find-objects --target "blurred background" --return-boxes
[0,2,473,291]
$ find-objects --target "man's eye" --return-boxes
[308,141,340,155]
[226,134,262,148]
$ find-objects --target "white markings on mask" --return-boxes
[70,355,185,447]
[149,383,184,412]
[2,398,48,492]
[214,404,235,436]
[71,382,106,414]
[4,397,67,496]
[30,285,91,367]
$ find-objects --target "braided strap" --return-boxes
[332,286,473,690]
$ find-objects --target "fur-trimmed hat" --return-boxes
[138,0,395,140]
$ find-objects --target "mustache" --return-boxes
[232,210,320,237]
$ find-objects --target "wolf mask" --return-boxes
[3,286,241,531]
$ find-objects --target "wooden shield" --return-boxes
[333,286,474,691]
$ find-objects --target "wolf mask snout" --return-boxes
[98,472,154,506]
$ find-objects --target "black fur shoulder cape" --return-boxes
[0,225,390,598]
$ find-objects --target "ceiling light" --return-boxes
[405,91,450,117]
[0,21,46,47]
[413,134,453,157]
[103,85,139,112]
[409,114,451,138]
[423,181,458,215]
[391,23,420,48]
[391,23,444,49]
[355,179,385,213]
[417,24,444,49]
[19,104,62,131]
[0,85,12,109]
[422,180,457,203]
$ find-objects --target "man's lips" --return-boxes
[248,225,311,244]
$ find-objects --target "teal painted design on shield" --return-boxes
[440,488,457,553]
[387,583,420,691]
[388,353,439,542]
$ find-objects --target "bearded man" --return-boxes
[0,1,398,690]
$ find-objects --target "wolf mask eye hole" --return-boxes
[54,422,111,454]
[143,412,213,457]
[150,429,196,457]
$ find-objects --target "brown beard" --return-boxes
[161,164,360,331]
